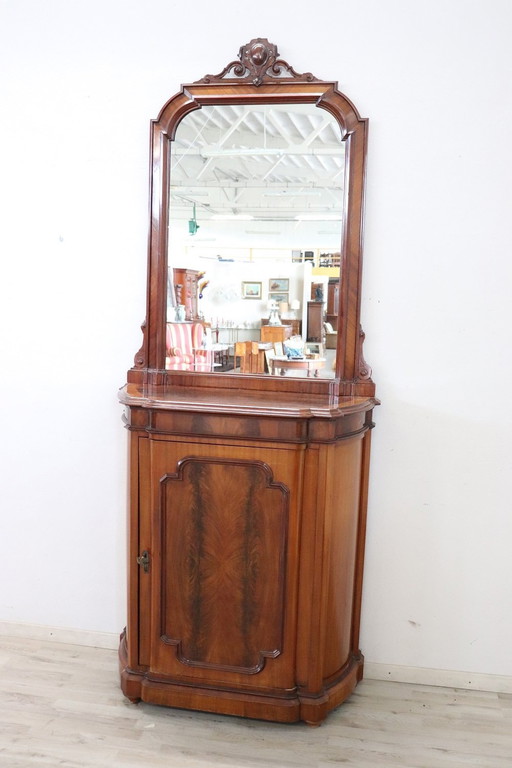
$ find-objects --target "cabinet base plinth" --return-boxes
[119,635,363,725]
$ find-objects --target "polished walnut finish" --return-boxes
[120,38,377,725]
[158,456,287,673]
[119,389,375,724]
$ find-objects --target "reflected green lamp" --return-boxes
[188,203,200,235]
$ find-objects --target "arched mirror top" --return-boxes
[130,39,374,400]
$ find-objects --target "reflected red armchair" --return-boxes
[165,322,212,371]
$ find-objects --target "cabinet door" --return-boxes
[327,279,339,331]
[307,301,324,342]
[173,268,198,320]
[184,273,198,320]
[143,437,303,692]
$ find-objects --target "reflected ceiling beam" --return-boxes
[196,111,249,181]
[170,180,342,191]
[303,116,335,146]
[262,154,285,181]
[262,109,299,144]
[284,111,310,142]
[169,206,343,219]
[172,146,343,158]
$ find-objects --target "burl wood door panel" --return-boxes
[146,438,303,692]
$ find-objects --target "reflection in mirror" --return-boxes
[166,103,345,378]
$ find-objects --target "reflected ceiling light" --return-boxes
[263,190,322,197]
[171,190,209,196]
[295,214,341,221]
[245,230,280,235]
[202,148,284,157]
[211,214,254,220]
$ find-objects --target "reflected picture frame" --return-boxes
[241,281,262,299]
[269,292,289,304]
[305,342,323,357]
[269,278,289,292]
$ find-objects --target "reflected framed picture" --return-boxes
[269,278,289,292]
[269,291,289,304]
[305,342,323,357]
[241,281,262,299]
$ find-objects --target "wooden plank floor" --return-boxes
[0,636,511,767]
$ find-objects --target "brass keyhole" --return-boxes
[137,550,150,573]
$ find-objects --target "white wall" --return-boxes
[1,0,511,678]
[171,252,306,327]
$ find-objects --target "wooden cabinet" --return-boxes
[173,268,199,321]
[306,301,324,342]
[119,390,375,725]
[327,278,340,331]
[260,324,288,343]
[120,39,376,726]
[261,318,301,337]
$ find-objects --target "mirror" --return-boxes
[130,39,371,398]
[167,103,345,378]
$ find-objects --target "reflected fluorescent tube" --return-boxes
[295,214,341,221]
[211,214,254,221]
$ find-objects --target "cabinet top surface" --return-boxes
[119,383,377,419]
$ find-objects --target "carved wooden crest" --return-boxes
[199,37,317,86]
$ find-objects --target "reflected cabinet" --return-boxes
[119,39,377,725]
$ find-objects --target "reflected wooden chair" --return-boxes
[234,341,264,373]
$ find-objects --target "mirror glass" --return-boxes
[166,103,345,378]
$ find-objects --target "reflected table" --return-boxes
[211,343,229,368]
[270,356,326,377]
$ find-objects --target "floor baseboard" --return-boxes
[0,620,118,650]
[1,621,510,694]
[364,661,512,694]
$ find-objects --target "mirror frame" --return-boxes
[129,39,374,399]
